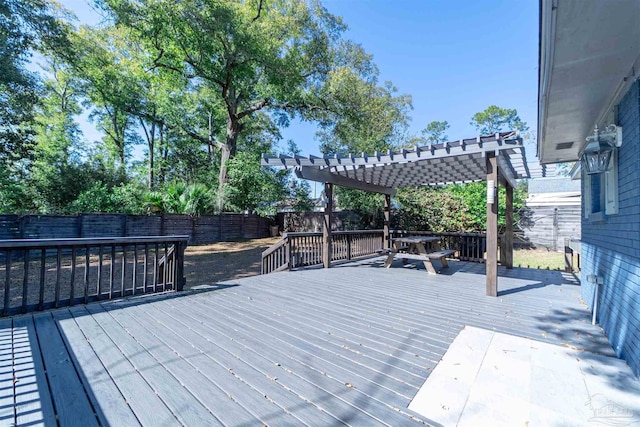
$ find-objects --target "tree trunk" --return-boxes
[148,124,155,189]
[217,118,241,212]
[217,144,231,212]
[159,124,166,186]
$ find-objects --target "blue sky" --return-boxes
[59,0,539,157]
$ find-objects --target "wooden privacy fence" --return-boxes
[261,230,499,274]
[0,213,271,243]
[0,236,188,316]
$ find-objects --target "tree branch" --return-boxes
[252,0,264,22]
[237,98,270,119]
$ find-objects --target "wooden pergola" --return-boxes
[261,131,530,296]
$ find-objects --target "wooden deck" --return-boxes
[0,259,614,426]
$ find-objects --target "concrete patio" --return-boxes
[1,258,638,426]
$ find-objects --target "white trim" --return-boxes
[605,149,619,215]
[583,173,592,219]
[537,0,558,163]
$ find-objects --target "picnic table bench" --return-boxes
[378,236,455,274]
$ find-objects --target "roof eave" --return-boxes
[537,0,640,165]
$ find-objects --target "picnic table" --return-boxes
[379,236,455,274]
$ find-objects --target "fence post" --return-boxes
[564,237,573,272]
[287,236,292,269]
[175,240,186,291]
[347,233,352,260]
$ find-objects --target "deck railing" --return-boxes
[262,230,384,274]
[261,230,498,274]
[390,230,493,263]
[0,236,188,316]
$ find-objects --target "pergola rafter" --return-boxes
[261,131,530,296]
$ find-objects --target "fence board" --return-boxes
[0,213,270,245]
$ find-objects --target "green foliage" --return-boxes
[446,182,527,230]
[0,0,69,169]
[225,151,289,215]
[67,182,148,214]
[395,187,476,232]
[334,189,385,228]
[470,105,528,135]
[143,182,216,215]
[97,0,356,210]
[393,182,528,233]
[318,67,412,155]
[422,120,450,144]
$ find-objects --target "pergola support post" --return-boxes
[323,183,333,269]
[505,182,514,269]
[486,152,498,296]
[383,194,391,249]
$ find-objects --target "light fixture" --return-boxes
[581,125,622,175]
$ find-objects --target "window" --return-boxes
[583,149,618,219]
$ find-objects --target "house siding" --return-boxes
[581,80,640,376]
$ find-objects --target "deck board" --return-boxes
[171,295,421,425]
[105,302,264,427]
[3,260,620,426]
[51,308,141,427]
[13,315,57,427]
[119,301,316,427]
[137,297,350,426]
[32,312,99,426]
[83,303,222,426]
[0,319,14,425]
[68,305,178,426]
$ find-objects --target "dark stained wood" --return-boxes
[143,243,149,291]
[384,194,391,249]
[486,151,498,296]
[0,213,271,243]
[69,246,76,305]
[84,246,90,304]
[97,245,103,296]
[296,166,397,195]
[109,244,115,298]
[323,183,333,269]
[3,251,10,316]
[262,230,489,274]
[54,247,61,308]
[22,250,29,313]
[505,182,514,269]
[38,249,45,311]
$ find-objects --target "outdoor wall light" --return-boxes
[486,179,495,204]
[581,125,622,175]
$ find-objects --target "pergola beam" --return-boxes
[497,153,518,189]
[262,132,523,170]
[295,166,397,196]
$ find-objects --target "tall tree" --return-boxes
[98,0,351,211]
[0,0,69,169]
[470,105,528,135]
[315,65,412,221]
[28,62,91,212]
[422,120,449,144]
[317,66,412,156]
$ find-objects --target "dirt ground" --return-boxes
[183,237,280,289]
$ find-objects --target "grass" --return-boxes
[513,248,567,271]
